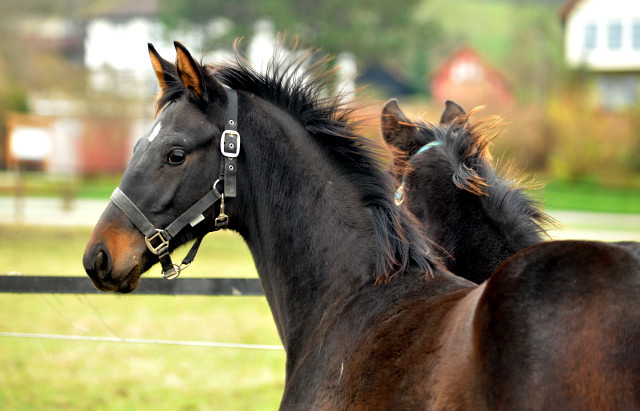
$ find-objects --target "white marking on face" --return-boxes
[148,122,162,142]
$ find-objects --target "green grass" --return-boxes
[541,180,640,214]
[0,173,122,200]
[0,225,283,410]
[1,170,639,410]
[0,225,258,278]
[0,295,285,411]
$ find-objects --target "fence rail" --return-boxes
[0,275,264,295]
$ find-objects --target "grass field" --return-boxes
[542,180,640,214]
[0,226,284,411]
[1,174,639,410]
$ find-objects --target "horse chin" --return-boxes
[113,264,143,293]
[86,255,146,293]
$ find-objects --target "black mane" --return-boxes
[161,47,439,282]
[422,120,554,244]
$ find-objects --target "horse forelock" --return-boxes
[415,116,499,197]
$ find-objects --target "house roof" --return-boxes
[430,46,514,106]
[430,46,506,81]
[560,0,582,22]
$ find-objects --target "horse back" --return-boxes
[476,240,640,409]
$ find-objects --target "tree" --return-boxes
[158,0,440,87]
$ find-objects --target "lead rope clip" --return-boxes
[215,194,229,228]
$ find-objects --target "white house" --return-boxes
[84,0,211,98]
[562,0,640,108]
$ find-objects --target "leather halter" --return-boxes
[110,87,240,280]
[394,140,441,206]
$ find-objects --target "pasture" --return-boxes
[0,226,284,410]
[2,212,640,410]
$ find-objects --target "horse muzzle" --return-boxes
[83,204,149,293]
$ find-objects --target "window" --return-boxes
[584,22,597,50]
[598,75,639,110]
[633,21,640,50]
[608,21,623,50]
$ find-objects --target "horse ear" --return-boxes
[148,43,177,93]
[440,100,466,125]
[174,41,208,100]
[381,99,419,153]
[174,41,226,104]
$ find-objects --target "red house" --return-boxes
[431,47,514,108]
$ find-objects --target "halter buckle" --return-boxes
[220,130,240,158]
[145,229,170,255]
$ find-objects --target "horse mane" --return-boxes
[419,118,555,241]
[160,43,439,283]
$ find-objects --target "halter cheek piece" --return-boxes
[110,87,240,280]
[394,140,441,206]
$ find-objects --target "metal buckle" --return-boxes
[394,184,405,206]
[145,229,169,255]
[162,260,192,280]
[220,130,240,158]
[162,263,182,280]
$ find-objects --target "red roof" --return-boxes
[430,46,513,107]
[560,0,582,22]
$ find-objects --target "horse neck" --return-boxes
[232,96,381,357]
[412,165,544,283]
[480,178,546,250]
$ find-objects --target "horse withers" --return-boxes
[382,99,554,284]
[83,42,640,409]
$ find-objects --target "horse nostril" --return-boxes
[95,250,106,273]
[84,245,112,279]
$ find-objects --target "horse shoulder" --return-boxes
[475,240,640,409]
[324,275,483,409]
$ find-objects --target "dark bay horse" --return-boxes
[83,42,640,409]
[382,99,554,284]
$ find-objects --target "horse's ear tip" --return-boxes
[445,100,465,112]
[382,98,400,113]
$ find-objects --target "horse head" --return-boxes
[83,42,235,292]
[381,99,551,283]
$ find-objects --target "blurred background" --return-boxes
[0,0,639,225]
[0,0,639,409]
[0,0,639,216]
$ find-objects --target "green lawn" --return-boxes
[0,225,258,278]
[541,180,640,214]
[1,169,639,410]
[0,225,283,411]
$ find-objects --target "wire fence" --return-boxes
[0,275,282,350]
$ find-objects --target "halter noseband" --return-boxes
[110,87,240,280]
[394,140,441,206]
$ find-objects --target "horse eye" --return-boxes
[167,149,186,165]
